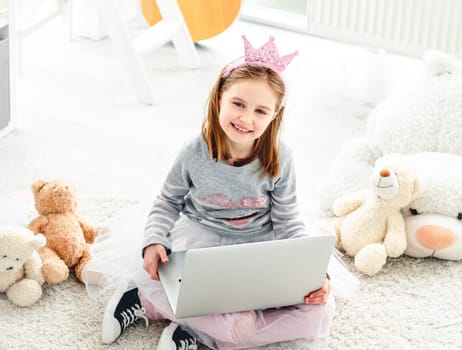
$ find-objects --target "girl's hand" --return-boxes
[304,278,331,305]
[143,244,169,281]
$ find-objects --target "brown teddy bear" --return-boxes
[28,179,99,283]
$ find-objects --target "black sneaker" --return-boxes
[101,286,148,344]
[157,322,198,350]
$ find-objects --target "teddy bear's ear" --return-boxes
[32,179,47,195]
[32,233,47,249]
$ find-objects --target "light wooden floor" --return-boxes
[0,15,422,212]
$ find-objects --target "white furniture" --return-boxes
[97,0,200,105]
[16,0,72,74]
[0,0,16,137]
[304,0,462,105]
[306,0,462,58]
[72,0,137,41]
[14,0,199,105]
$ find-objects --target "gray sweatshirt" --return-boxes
[143,135,307,251]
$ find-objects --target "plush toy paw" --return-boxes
[7,278,43,307]
[405,214,462,260]
[354,243,387,276]
[42,259,69,284]
[384,235,407,258]
[74,247,91,283]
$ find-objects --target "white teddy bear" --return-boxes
[0,226,47,306]
[399,152,462,260]
[317,52,462,261]
[333,155,422,275]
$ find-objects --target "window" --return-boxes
[240,0,307,32]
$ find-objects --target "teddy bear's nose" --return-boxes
[6,266,13,271]
[380,169,390,177]
[416,225,456,250]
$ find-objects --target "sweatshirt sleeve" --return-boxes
[270,145,308,239]
[142,146,191,253]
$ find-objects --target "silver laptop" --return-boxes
[158,235,335,318]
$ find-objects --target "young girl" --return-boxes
[83,35,357,350]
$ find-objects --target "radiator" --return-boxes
[306,0,462,58]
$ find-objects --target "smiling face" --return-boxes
[218,79,278,158]
[202,65,285,177]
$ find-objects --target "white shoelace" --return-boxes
[120,304,148,331]
[178,339,197,350]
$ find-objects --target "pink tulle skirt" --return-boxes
[83,203,357,349]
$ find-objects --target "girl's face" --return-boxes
[219,79,279,155]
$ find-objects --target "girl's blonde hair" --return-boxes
[202,65,286,178]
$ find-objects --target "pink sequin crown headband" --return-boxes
[222,35,299,78]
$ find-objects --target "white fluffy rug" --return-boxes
[1,198,461,350]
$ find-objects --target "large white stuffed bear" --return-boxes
[400,152,462,259]
[317,52,462,260]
